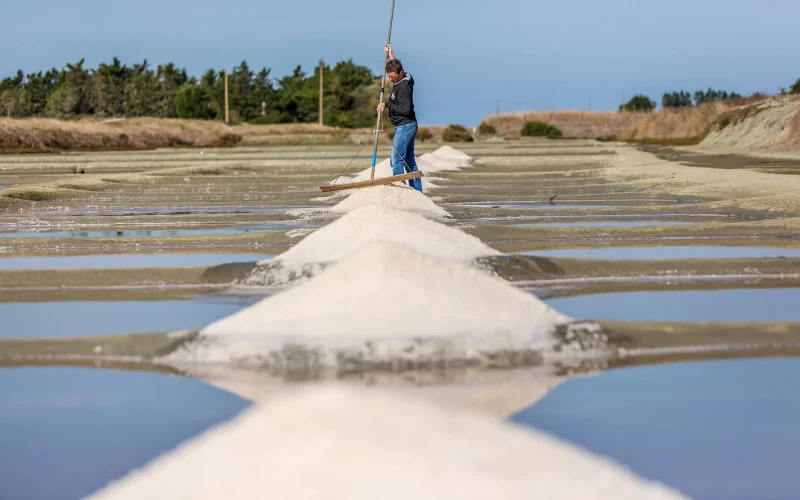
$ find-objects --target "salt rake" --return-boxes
[318,0,424,193]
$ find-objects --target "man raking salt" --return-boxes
[377,44,423,193]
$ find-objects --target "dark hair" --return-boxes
[386,59,403,74]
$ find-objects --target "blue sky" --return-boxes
[2,0,799,125]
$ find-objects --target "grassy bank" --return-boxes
[615,101,732,145]
[0,118,384,154]
[616,95,800,151]
[481,110,648,139]
[0,117,244,154]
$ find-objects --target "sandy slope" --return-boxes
[701,97,799,152]
[608,146,800,222]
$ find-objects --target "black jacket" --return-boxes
[387,73,416,126]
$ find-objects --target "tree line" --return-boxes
[0,58,379,127]
[620,88,745,112]
[622,80,800,113]
[662,88,743,108]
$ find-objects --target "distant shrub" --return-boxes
[441,124,473,142]
[477,121,497,136]
[619,95,656,112]
[330,128,350,140]
[216,133,243,147]
[712,102,765,131]
[791,79,800,94]
[416,127,434,142]
[175,84,216,120]
[248,112,282,125]
[521,120,562,138]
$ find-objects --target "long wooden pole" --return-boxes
[371,0,396,180]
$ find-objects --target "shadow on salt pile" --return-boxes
[187,365,567,417]
[87,385,687,500]
[161,242,601,371]
[237,204,498,287]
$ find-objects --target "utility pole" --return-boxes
[496,99,500,116]
[588,95,592,111]
[223,69,230,124]
[319,59,324,126]
[621,90,625,113]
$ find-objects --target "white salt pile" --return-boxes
[419,152,464,171]
[165,242,573,367]
[240,204,497,286]
[329,184,450,218]
[278,204,495,265]
[88,386,687,500]
[434,144,473,164]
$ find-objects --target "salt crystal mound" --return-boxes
[238,204,499,286]
[433,144,474,164]
[87,386,687,500]
[419,152,464,171]
[163,242,584,370]
[329,184,450,218]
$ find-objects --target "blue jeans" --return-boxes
[391,121,423,192]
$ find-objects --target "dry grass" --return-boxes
[616,102,731,144]
[616,95,784,146]
[0,117,240,154]
[0,117,467,153]
[236,123,372,137]
[482,110,648,139]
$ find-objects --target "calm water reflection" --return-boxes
[547,288,800,322]
[0,253,273,270]
[510,358,800,500]
[522,246,800,260]
[0,299,250,339]
[0,367,249,500]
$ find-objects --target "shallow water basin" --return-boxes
[0,367,248,500]
[452,202,624,211]
[546,288,800,322]
[521,246,800,260]
[518,220,696,228]
[0,225,313,239]
[511,357,800,500]
[0,253,273,270]
[0,298,252,339]
[1,206,314,217]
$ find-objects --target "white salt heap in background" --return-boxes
[433,144,473,164]
[166,242,569,366]
[88,386,687,500]
[329,184,449,217]
[419,152,464,171]
[268,204,496,267]
[240,204,497,286]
